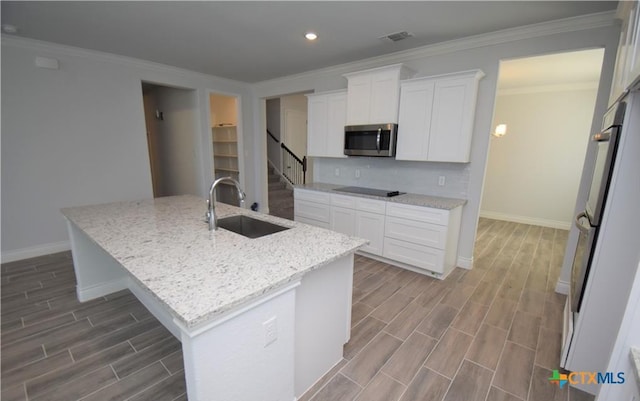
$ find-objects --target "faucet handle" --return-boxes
[205,199,211,222]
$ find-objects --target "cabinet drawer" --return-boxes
[295,215,330,230]
[385,217,447,249]
[331,194,357,209]
[294,189,331,204]
[294,199,331,223]
[383,238,444,274]
[331,206,356,236]
[356,198,386,214]
[386,202,448,225]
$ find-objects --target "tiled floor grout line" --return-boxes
[4,227,590,401]
[481,224,536,401]
[492,383,527,401]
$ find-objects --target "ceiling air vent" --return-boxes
[379,31,413,42]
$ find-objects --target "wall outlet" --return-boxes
[438,176,446,186]
[263,317,277,347]
[355,169,361,179]
[334,168,340,177]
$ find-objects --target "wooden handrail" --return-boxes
[281,142,303,165]
[267,129,280,143]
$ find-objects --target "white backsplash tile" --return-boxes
[314,157,470,199]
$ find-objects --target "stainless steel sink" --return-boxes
[217,215,290,238]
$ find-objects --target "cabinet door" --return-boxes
[326,92,347,158]
[628,1,640,88]
[330,206,356,236]
[370,70,400,124]
[346,75,372,125]
[396,80,435,161]
[428,77,476,162]
[307,95,328,157]
[355,211,385,256]
[610,1,636,104]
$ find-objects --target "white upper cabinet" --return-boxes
[306,90,347,158]
[629,1,640,87]
[610,0,640,105]
[396,70,484,163]
[343,64,415,125]
[395,79,435,161]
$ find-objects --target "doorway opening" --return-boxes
[141,82,199,198]
[209,92,243,206]
[480,48,605,231]
[265,92,310,219]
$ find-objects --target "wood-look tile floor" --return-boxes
[1,219,596,401]
[1,252,186,401]
[300,219,595,401]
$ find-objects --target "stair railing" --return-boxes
[281,142,306,185]
[267,129,279,144]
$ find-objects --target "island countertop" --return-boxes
[61,195,366,328]
[296,182,467,210]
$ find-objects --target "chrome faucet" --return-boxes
[207,177,246,230]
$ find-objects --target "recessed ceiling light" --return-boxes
[2,24,18,34]
[305,32,318,41]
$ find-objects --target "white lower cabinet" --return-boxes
[383,238,444,273]
[331,206,356,237]
[355,211,385,256]
[294,189,331,228]
[384,203,462,277]
[294,188,463,278]
[384,216,447,249]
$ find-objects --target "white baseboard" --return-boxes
[77,278,129,302]
[555,279,570,295]
[457,256,473,270]
[1,240,71,263]
[479,211,571,230]
[267,159,282,176]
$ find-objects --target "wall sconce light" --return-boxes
[493,123,507,138]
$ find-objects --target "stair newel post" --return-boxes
[302,156,307,185]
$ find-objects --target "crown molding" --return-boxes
[254,10,618,89]
[1,9,618,90]
[0,34,250,89]
[498,81,600,95]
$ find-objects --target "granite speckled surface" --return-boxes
[631,347,640,395]
[296,182,466,210]
[61,195,366,329]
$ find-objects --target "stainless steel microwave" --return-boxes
[344,124,398,157]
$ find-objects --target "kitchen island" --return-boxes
[61,195,366,401]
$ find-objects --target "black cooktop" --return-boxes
[334,186,406,197]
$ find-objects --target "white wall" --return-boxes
[266,98,282,171]
[252,15,620,267]
[280,93,308,159]
[1,36,254,261]
[481,86,598,229]
[154,86,200,197]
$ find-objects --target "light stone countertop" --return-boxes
[61,195,366,329]
[631,347,640,395]
[296,182,467,210]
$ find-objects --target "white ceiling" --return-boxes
[1,1,617,83]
